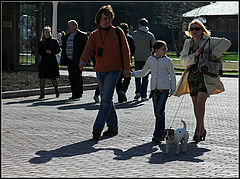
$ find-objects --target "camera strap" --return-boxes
[99,29,109,47]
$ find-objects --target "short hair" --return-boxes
[138,18,148,26]
[119,23,129,34]
[68,20,78,29]
[95,5,115,26]
[186,19,211,38]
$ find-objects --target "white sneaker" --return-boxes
[141,97,149,101]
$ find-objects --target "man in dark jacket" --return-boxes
[61,20,88,100]
[116,23,135,103]
[132,18,155,101]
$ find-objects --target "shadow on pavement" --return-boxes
[28,139,210,165]
[149,142,211,164]
[114,100,144,109]
[57,100,144,111]
[113,142,158,160]
[112,141,210,164]
[3,98,47,105]
[28,99,81,107]
[29,138,113,164]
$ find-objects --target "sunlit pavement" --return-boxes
[1,73,238,177]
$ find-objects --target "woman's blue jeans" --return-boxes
[93,70,121,133]
[152,90,169,140]
[134,61,149,98]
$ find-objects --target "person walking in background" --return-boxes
[79,5,131,140]
[60,20,88,100]
[90,53,100,103]
[174,19,231,143]
[115,22,135,103]
[37,26,61,99]
[57,29,62,47]
[60,30,66,48]
[132,18,155,101]
[86,31,100,103]
[56,29,63,64]
[131,40,176,143]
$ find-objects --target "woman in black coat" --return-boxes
[38,26,61,99]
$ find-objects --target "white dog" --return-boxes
[164,120,189,154]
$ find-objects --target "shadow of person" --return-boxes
[113,142,158,160]
[57,100,144,111]
[4,98,42,105]
[114,100,144,109]
[28,99,76,107]
[29,139,100,164]
[57,102,99,110]
[148,142,211,164]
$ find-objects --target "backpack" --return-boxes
[115,27,124,71]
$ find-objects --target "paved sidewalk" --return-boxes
[1,74,239,177]
[2,70,97,99]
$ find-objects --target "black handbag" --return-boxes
[198,38,223,77]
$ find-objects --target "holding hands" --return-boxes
[168,89,175,97]
[79,61,85,71]
[123,70,131,78]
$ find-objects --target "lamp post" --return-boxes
[52,1,58,39]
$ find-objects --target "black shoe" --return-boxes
[118,90,127,102]
[118,97,127,103]
[69,96,80,101]
[134,93,141,100]
[92,130,101,140]
[93,95,100,103]
[152,137,162,144]
[56,90,60,98]
[38,94,45,99]
[193,135,201,144]
[102,130,118,137]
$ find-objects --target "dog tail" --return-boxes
[181,120,187,129]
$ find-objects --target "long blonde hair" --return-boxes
[186,19,211,38]
[40,26,52,42]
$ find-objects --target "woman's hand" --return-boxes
[46,50,51,54]
[195,47,204,57]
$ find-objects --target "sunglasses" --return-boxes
[190,27,202,31]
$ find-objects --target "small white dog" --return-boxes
[164,120,189,154]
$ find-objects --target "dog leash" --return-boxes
[169,95,185,129]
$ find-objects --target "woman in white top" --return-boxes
[131,40,176,143]
[174,19,231,143]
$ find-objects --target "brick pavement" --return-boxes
[1,73,239,177]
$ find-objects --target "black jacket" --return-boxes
[60,29,88,66]
[38,37,60,79]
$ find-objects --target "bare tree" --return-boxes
[153,2,210,56]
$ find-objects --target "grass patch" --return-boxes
[166,51,238,61]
